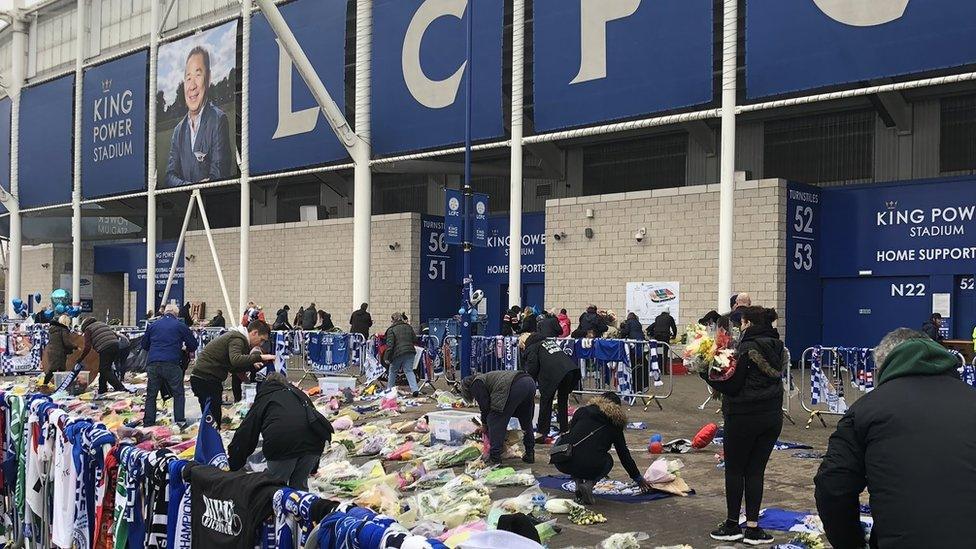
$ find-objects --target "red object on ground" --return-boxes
[692,422,719,449]
[648,441,664,454]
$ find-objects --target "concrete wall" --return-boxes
[544,179,788,335]
[184,213,422,330]
[19,244,124,320]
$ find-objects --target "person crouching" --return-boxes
[461,370,536,465]
[551,392,651,505]
[228,372,334,490]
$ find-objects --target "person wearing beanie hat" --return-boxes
[815,328,976,549]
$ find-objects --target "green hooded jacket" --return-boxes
[877,338,959,386]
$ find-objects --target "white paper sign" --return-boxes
[626,282,680,326]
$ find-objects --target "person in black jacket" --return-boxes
[536,311,562,339]
[815,329,976,549]
[649,310,677,343]
[317,310,336,331]
[301,303,318,330]
[228,373,333,490]
[207,310,226,328]
[920,312,944,342]
[522,325,578,442]
[272,305,293,331]
[180,302,194,326]
[349,303,373,338]
[460,369,536,465]
[501,306,521,336]
[553,392,651,505]
[703,306,784,545]
[574,305,608,338]
[620,312,645,341]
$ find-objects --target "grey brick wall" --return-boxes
[544,179,788,336]
[183,213,421,331]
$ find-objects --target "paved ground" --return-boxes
[371,373,847,548]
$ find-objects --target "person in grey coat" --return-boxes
[79,317,130,394]
[461,370,536,465]
[302,303,318,331]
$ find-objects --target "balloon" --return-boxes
[11,298,22,309]
[54,304,66,314]
[650,433,663,443]
[458,308,467,315]
[648,441,664,454]
[692,423,719,450]
[33,293,42,303]
[43,309,54,320]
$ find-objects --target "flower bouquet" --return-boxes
[683,324,737,380]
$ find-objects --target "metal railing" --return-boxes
[698,347,795,424]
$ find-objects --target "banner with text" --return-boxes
[533,0,712,131]
[747,1,976,98]
[371,0,504,155]
[20,75,74,208]
[820,177,976,277]
[82,50,148,198]
[444,188,463,245]
[785,182,822,354]
[472,193,488,247]
[249,0,348,174]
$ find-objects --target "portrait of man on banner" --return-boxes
[156,20,239,188]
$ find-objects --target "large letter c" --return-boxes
[402,0,468,109]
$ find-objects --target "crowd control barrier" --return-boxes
[441,335,675,409]
[362,334,442,389]
[799,346,877,428]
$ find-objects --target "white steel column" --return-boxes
[352,0,373,309]
[507,0,524,309]
[7,2,26,316]
[71,0,85,309]
[717,0,737,311]
[193,191,237,326]
[239,0,251,315]
[146,0,160,314]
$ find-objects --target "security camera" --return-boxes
[634,227,646,243]
[553,231,566,241]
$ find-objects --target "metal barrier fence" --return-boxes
[362,334,443,390]
[440,335,676,408]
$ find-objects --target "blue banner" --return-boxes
[785,182,822,356]
[371,0,504,155]
[420,216,460,322]
[0,98,10,214]
[249,0,348,174]
[20,75,73,208]
[444,188,463,245]
[533,0,712,131]
[94,241,184,316]
[820,177,976,278]
[82,51,148,199]
[472,213,546,284]
[747,1,976,98]
[472,193,488,247]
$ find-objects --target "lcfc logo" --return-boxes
[448,197,460,212]
[813,0,909,27]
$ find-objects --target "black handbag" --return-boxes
[549,425,605,464]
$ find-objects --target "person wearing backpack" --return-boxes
[551,392,651,505]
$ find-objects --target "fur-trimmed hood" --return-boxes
[589,396,627,428]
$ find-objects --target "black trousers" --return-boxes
[190,376,225,429]
[537,370,580,437]
[556,453,614,482]
[486,377,536,460]
[97,343,128,393]
[722,410,783,522]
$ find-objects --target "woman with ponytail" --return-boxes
[703,306,786,545]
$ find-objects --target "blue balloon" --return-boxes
[69,307,82,318]
[650,434,663,443]
[34,292,42,303]
[11,298,22,309]
[54,304,66,314]
[43,309,54,320]
[458,308,467,315]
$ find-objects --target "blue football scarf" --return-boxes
[166,460,192,549]
[194,401,228,469]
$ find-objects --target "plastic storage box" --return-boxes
[428,410,480,446]
[318,375,357,396]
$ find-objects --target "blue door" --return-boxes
[523,284,545,313]
[822,277,930,348]
[955,275,976,341]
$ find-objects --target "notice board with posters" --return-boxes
[626,282,680,326]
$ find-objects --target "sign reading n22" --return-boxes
[372,0,504,155]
